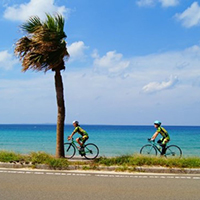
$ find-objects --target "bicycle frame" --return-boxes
[69,138,81,150]
[148,140,164,154]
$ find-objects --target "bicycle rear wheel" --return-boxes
[140,144,157,156]
[165,145,182,158]
[64,143,76,159]
[84,143,99,160]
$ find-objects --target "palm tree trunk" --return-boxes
[55,70,65,158]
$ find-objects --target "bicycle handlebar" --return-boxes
[148,138,155,142]
[67,136,75,142]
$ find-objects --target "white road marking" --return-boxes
[193,177,200,180]
[0,169,199,180]
[35,172,44,175]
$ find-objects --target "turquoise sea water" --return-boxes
[0,124,199,157]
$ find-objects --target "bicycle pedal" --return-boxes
[79,150,85,156]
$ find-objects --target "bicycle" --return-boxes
[64,138,99,160]
[140,139,182,158]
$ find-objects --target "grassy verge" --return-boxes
[0,151,200,170]
[94,154,200,168]
[0,151,69,170]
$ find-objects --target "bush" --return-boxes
[0,151,69,169]
[95,154,200,168]
[29,152,53,164]
[0,151,25,162]
[47,158,69,169]
[29,152,69,169]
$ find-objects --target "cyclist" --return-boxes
[150,120,170,155]
[68,121,89,155]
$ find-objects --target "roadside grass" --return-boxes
[29,152,69,169]
[0,151,25,163]
[0,151,69,170]
[94,154,200,168]
[0,151,200,170]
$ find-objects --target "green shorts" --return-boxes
[158,137,170,145]
[79,135,89,143]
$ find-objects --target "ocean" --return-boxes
[0,124,199,157]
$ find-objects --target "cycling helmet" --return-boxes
[154,120,161,126]
[73,120,79,125]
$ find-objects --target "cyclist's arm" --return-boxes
[151,131,159,140]
[68,128,77,140]
[68,132,75,140]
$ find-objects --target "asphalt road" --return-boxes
[0,169,200,200]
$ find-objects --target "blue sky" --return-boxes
[0,0,200,125]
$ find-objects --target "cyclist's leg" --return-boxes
[80,135,89,151]
[161,138,169,155]
[76,135,89,147]
[82,135,89,146]
[76,137,82,148]
[77,136,89,156]
[81,136,89,156]
[76,137,85,156]
[157,138,163,145]
[157,138,164,151]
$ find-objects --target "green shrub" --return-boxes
[47,158,69,169]
[0,151,69,169]
[29,152,69,169]
[94,154,200,168]
[29,152,53,164]
[0,151,24,162]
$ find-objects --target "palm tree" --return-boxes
[14,14,69,158]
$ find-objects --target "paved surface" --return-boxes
[0,169,200,200]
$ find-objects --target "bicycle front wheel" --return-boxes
[84,143,99,160]
[165,145,182,158]
[140,144,157,156]
[64,143,76,159]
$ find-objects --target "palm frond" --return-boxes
[45,14,56,31]
[44,14,67,41]
[15,13,69,72]
[14,36,32,58]
[55,14,65,34]
[21,16,42,33]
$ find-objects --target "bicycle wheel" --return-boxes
[165,145,182,158]
[84,143,99,160]
[64,143,76,159]
[140,144,157,156]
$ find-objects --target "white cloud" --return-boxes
[92,50,130,77]
[130,44,200,74]
[142,75,178,93]
[136,0,155,7]
[0,50,18,70]
[175,2,200,28]
[3,0,70,21]
[159,0,179,7]
[90,44,200,89]
[137,0,179,7]
[68,41,88,62]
